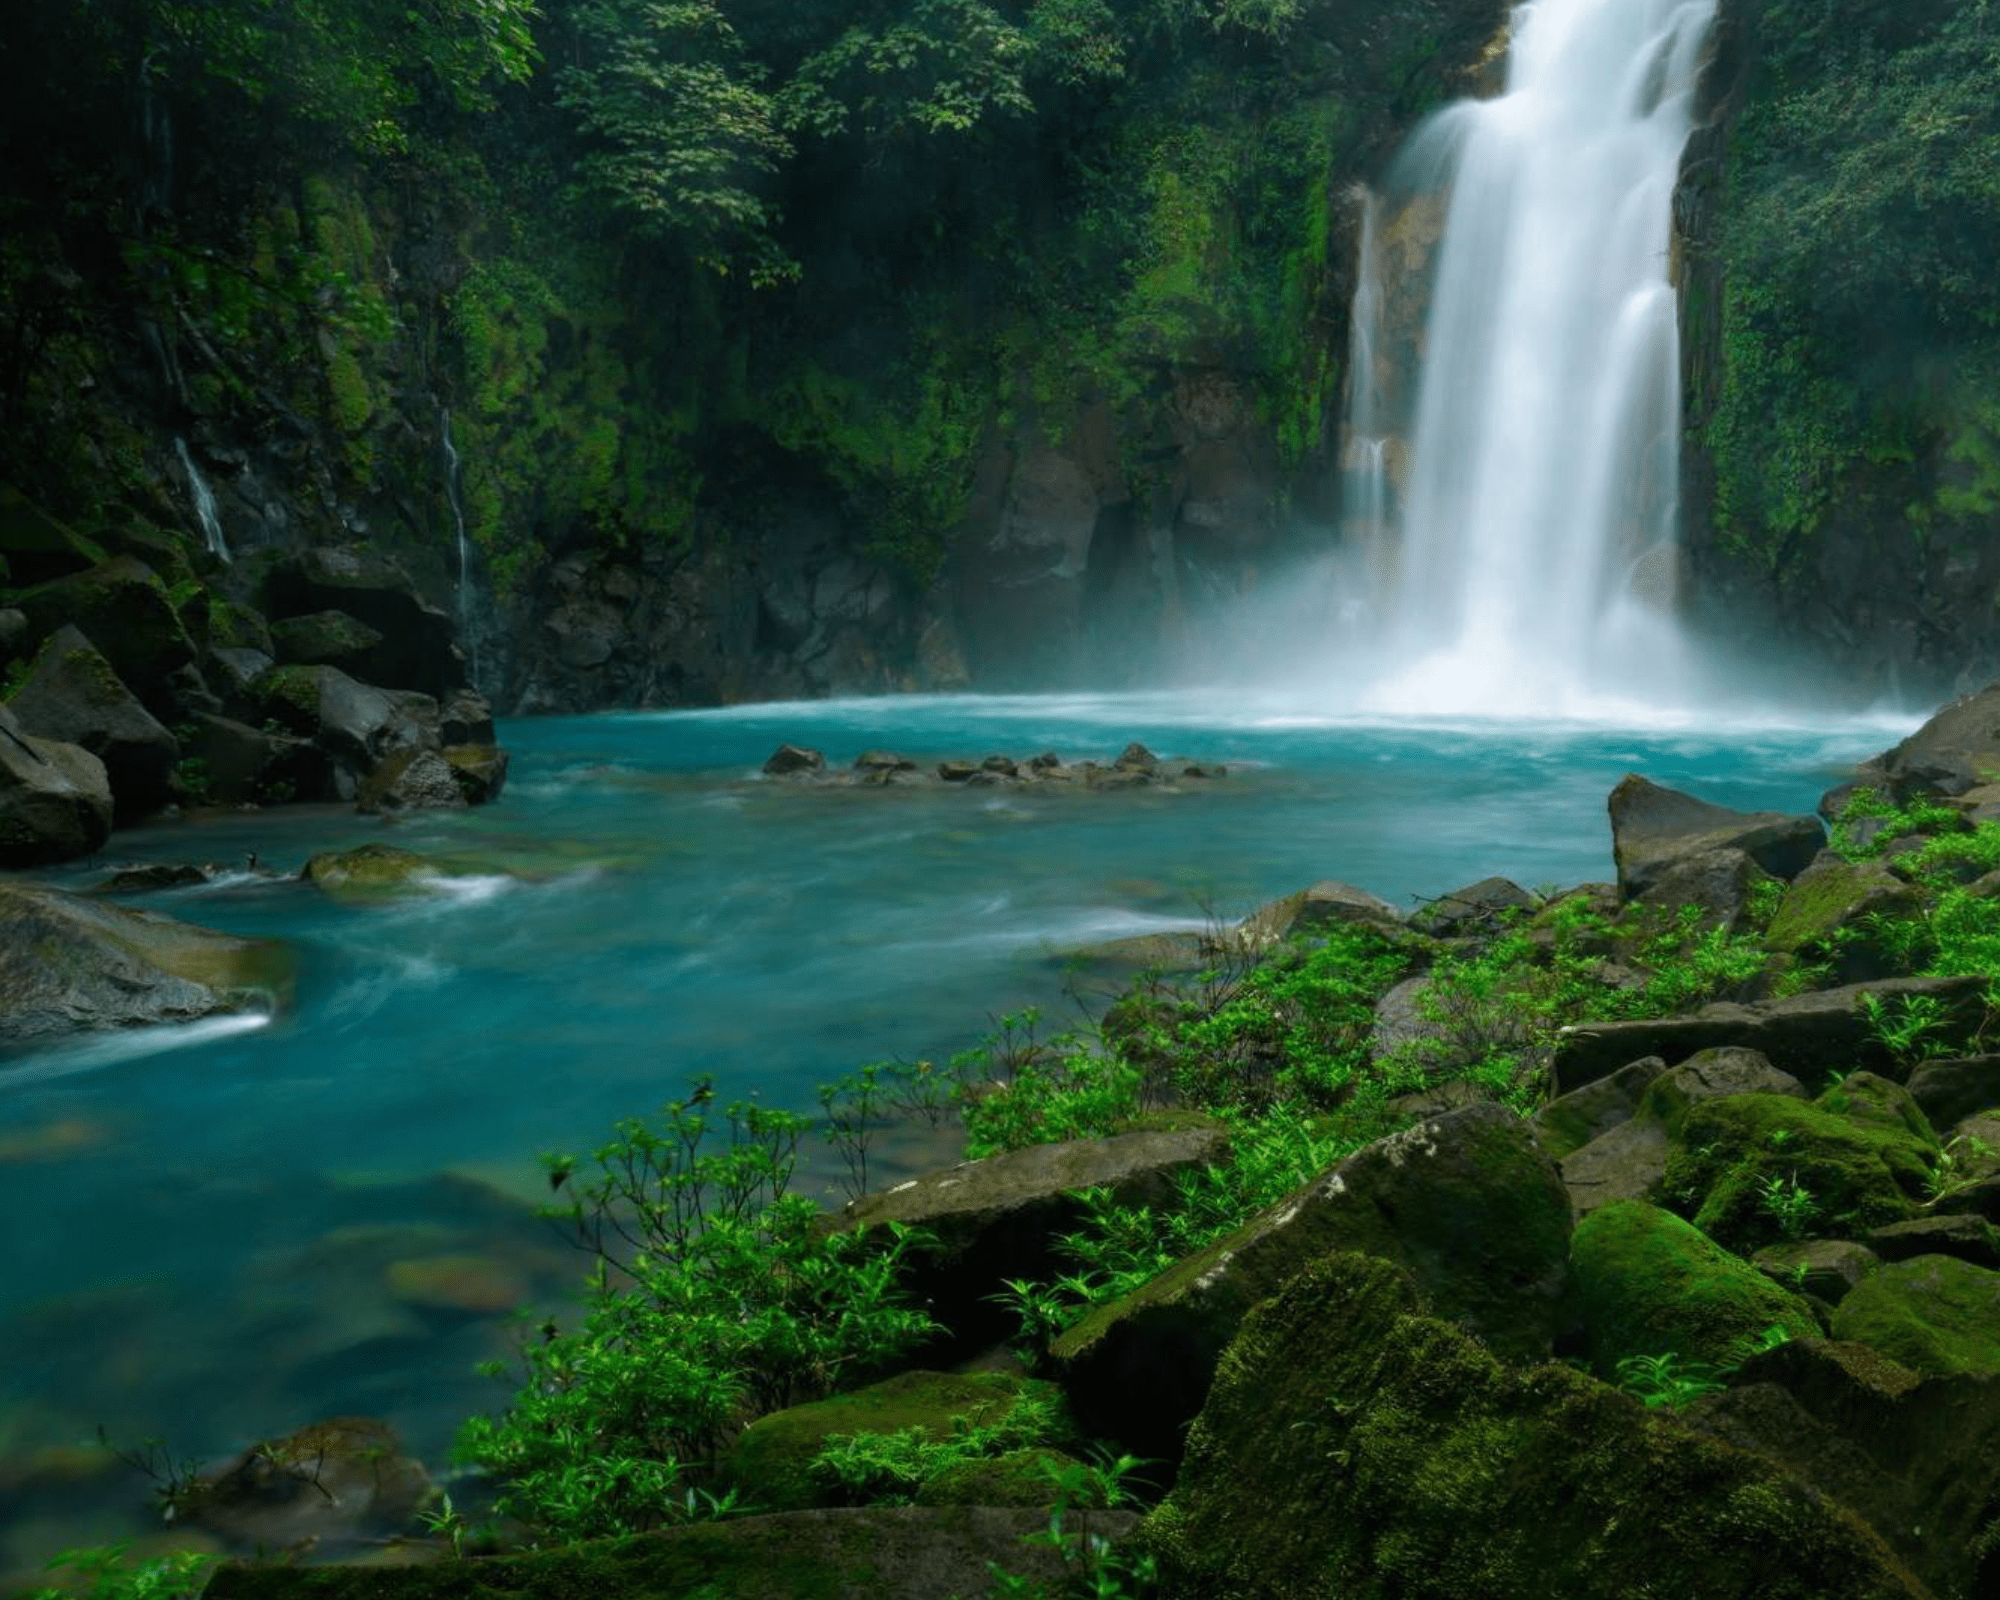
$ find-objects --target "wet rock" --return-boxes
[384,1252,530,1316]
[1235,879,1403,949]
[92,863,215,894]
[7,624,179,821]
[837,1125,1231,1359]
[1113,741,1157,772]
[355,749,467,815]
[1833,682,2000,804]
[1550,974,1992,1095]
[1607,773,1824,899]
[252,664,437,793]
[301,843,435,897]
[437,688,496,747]
[0,881,292,1042]
[853,749,918,773]
[937,758,978,781]
[762,743,825,777]
[441,743,509,805]
[0,701,111,865]
[1050,1104,1570,1463]
[181,1417,428,1553]
[1134,1253,1922,1600]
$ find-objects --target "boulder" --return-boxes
[836,1125,1231,1357]
[853,749,918,773]
[723,1370,1069,1511]
[1551,974,1991,1095]
[1564,1200,1821,1376]
[180,1417,428,1555]
[252,665,437,794]
[0,882,292,1042]
[264,546,463,698]
[269,609,387,677]
[301,843,436,898]
[1835,682,2000,803]
[0,483,106,585]
[1113,741,1157,772]
[7,624,179,820]
[1866,1215,2000,1271]
[12,555,197,716]
[1133,1253,1922,1600]
[1830,1254,2000,1376]
[180,712,334,806]
[763,744,825,777]
[1764,856,1925,982]
[1905,1055,2000,1131]
[202,1505,1135,1600]
[1752,1240,1881,1304]
[1050,1104,1571,1462]
[441,743,509,805]
[1607,773,1824,899]
[1630,845,1782,932]
[437,687,496,747]
[1531,1054,1669,1159]
[355,749,467,815]
[1235,879,1404,949]
[1409,874,1538,937]
[0,702,112,865]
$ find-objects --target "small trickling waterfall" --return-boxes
[1344,0,1716,716]
[440,407,476,684]
[173,437,229,563]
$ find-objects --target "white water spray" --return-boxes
[173,437,229,563]
[1346,0,1716,717]
[440,406,477,683]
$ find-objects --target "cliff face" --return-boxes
[1677,0,2000,705]
[0,0,1510,718]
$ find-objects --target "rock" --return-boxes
[264,546,463,698]
[1564,1200,1821,1376]
[1905,1055,2000,1131]
[1055,930,1214,975]
[1753,1240,1881,1304]
[1838,682,2000,803]
[355,749,467,815]
[1765,856,1926,982]
[1050,1104,1571,1463]
[1631,845,1782,932]
[383,1252,530,1316]
[1133,1253,1922,1600]
[301,843,435,898]
[208,646,277,706]
[253,664,437,791]
[910,1447,1081,1507]
[437,687,496,747]
[723,1370,1069,1511]
[979,754,1019,776]
[1664,1083,1935,1253]
[181,1417,428,1553]
[837,1126,1231,1358]
[0,701,112,865]
[180,712,334,806]
[1113,741,1156,772]
[763,743,825,776]
[0,607,27,654]
[937,759,977,781]
[269,608,386,669]
[1234,879,1404,949]
[0,882,292,1042]
[853,749,918,772]
[1830,1254,2000,1376]
[1866,1215,2000,1271]
[1531,1054,1669,1160]
[202,1505,1136,1600]
[1557,1049,1807,1217]
[0,484,105,585]
[1607,773,1824,900]
[441,743,509,805]
[1550,974,1991,1095]
[91,863,215,894]
[1409,874,1538,937]
[7,625,179,821]
[12,555,197,718]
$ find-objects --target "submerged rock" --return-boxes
[180,1417,428,1554]
[0,882,291,1041]
[301,843,437,898]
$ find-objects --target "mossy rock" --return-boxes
[1830,1254,2000,1376]
[1566,1201,1820,1377]
[722,1370,1070,1512]
[271,609,385,669]
[1764,857,1923,979]
[13,555,197,710]
[1132,1252,1922,1599]
[301,843,437,899]
[1662,1088,1936,1252]
[910,1447,1079,1507]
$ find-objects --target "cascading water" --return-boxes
[173,436,229,563]
[440,406,476,683]
[1345,0,1716,717]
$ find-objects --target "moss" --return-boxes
[912,1447,1077,1507]
[1663,1092,1935,1252]
[301,843,436,899]
[254,664,324,730]
[1830,1254,2000,1376]
[1566,1200,1820,1377]
[1134,1252,1920,1600]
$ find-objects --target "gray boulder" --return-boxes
[1905,1055,2000,1131]
[180,712,334,806]
[0,881,292,1040]
[264,546,463,698]
[1409,874,1537,937]
[1531,1054,1669,1159]
[1607,773,1823,900]
[8,624,178,820]
[1764,856,1925,982]
[12,555,198,718]
[1235,879,1403,949]
[252,664,438,796]
[0,701,112,865]
[1831,682,2000,805]
[1752,1240,1880,1304]
[355,749,468,815]
[1631,845,1781,933]
[269,608,388,677]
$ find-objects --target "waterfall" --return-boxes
[440,407,477,684]
[1346,0,1716,716]
[173,437,229,563]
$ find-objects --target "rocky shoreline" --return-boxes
[9,687,2000,1599]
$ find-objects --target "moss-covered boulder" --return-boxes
[721,1370,1069,1512]
[910,1447,1080,1507]
[1830,1254,2000,1376]
[13,555,197,718]
[1051,1104,1570,1463]
[441,743,508,805]
[1532,1054,1668,1160]
[1752,1240,1881,1305]
[1764,857,1924,981]
[271,608,388,676]
[202,1505,1131,1600]
[1133,1253,1922,1599]
[1566,1201,1820,1376]
[1663,1087,1936,1252]
[0,881,293,1041]
[264,546,463,699]
[356,749,468,815]
[0,700,112,865]
[301,843,438,899]
[8,623,179,820]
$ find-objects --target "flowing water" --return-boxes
[1343,0,1717,716]
[172,438,229,566]
[0,694,1910,1575]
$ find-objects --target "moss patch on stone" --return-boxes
[1830,1254,2000,1376]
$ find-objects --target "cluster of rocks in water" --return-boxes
[0,545,510,871]
[760,740,1226,789]
[162,685,2000,1598]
